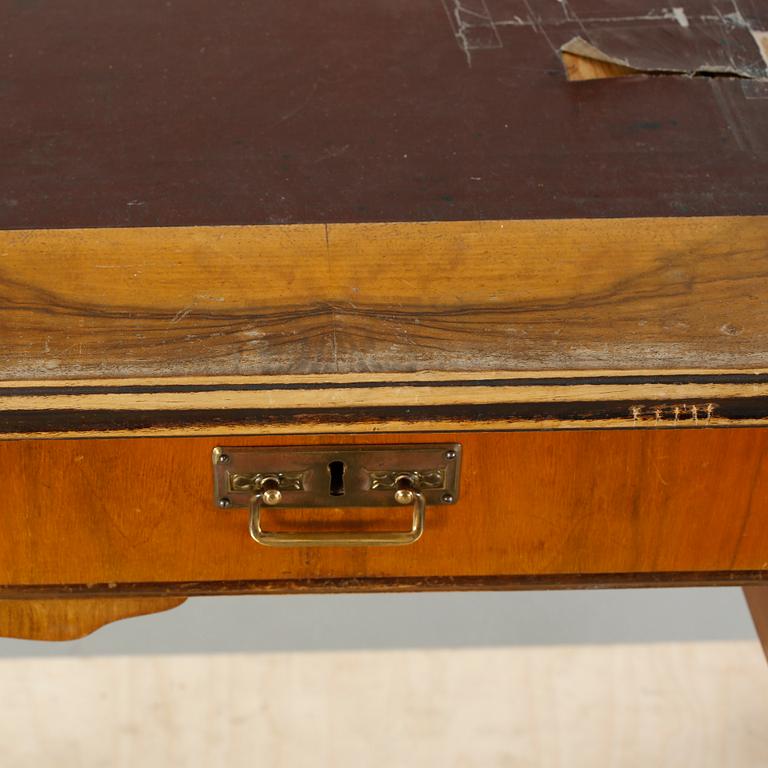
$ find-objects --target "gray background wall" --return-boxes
[0,588,757,657]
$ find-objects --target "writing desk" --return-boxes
[0,0,767,649]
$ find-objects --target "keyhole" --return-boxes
[328,460,346,496]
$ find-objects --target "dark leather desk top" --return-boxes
[2,0,767,231]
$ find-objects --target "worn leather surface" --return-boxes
[2,0,767,229]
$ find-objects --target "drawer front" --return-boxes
[1,429,767,590]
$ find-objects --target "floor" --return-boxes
[2,641,766,767]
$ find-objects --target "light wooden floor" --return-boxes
[1,642,766,767]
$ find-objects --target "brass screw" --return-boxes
[444,450,456,460]
[442,493,454,504]
[394,488,415,505]
[217,453,230,464]
[262,487,283,506]
[260,477,282,506]
[218,497,232,508]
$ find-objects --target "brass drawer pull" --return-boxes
[212,444,461,548]
[248,484,426,548]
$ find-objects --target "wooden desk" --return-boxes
[0,0,767,646]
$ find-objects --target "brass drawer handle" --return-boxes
[248,486,426,548]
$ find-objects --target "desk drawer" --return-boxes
[1,429,767,592]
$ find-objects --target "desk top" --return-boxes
[1,1,767,437]
[1,0,767,229]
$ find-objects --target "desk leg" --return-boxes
[743,587,768,662]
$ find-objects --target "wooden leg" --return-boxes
[743,587,768,662]
[0,597,186,641]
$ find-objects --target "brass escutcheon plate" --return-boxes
[212,444,461,509]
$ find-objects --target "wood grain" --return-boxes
[1,429,766,592]
[2,217,768,379]
[0,597,186,641]
[2,217,768,436]
[744,587,768,661]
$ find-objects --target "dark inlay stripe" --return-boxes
[2,397,766,434]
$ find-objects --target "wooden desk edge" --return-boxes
[2,571,766,599]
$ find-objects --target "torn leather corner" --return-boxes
[561,23,768,83]
[561,38,640,82]
[755,31,768,69]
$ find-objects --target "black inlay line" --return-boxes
[2,372,768,398]
[1,397,766,434]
